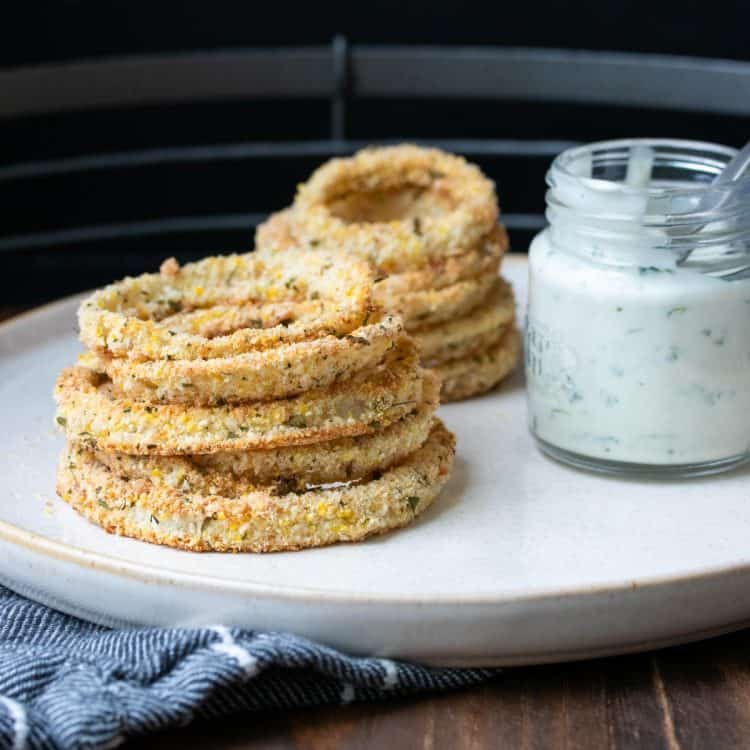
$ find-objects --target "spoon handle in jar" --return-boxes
[713,141,750,185]
[677,141,750,272]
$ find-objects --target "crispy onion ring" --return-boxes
[386,273,497,330]
[413,278,516,363]
[55,342,430,454]
[88,392,438,493]
[80,312,404,405]
[57,421,455,552]
[254,208,298,253]
[256,209,507,283]
[78,248,374,362]
[286,145,498,273]
[375,223,507,299]
[437,327,521,402]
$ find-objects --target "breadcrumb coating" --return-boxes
[79,248,374,362]
[413,278,516,363]
[81,312,403,405]
[55,341,430,454]
[57,421,456,553]
[437,327,522,402]
[287,145,499,273]
[88,382,439,491]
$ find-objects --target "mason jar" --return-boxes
[526,139,750,477]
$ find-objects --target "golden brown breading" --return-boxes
[55,341,431,455]
[374,223,507,297]
[257,209,508,285]
[81,312,403,405]
[437,327,522,402]
[413,278,516,363]
[391,274,497,330]
[286,145,499,273]
[89,384,439,491]
[57,421,456,553]
[79,248,374,362]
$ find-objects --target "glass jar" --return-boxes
[526,139,750,477]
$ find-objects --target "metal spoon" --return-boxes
[677,141,750,277]
[715,140,750,185]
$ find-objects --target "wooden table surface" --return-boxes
[3,305,747,749]
[142,629,750,750]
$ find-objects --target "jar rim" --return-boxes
[545,139,750,271]
[550,138,747,198]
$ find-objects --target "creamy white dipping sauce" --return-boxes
[526,139,750,475]
[527,231,750,465]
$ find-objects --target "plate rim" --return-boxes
[4,511,750,606]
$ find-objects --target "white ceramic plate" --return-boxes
[3,255,750,667]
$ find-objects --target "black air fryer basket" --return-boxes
[2,38,749,303]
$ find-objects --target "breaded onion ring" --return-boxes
[88,392,438,493]
[437,327,522,402]
[57,422,456,553]
[80,312,403,405]
[256,209,507,285]
[413,278,516,363]
[374,223,507,299]
[255,208,298,254]
[286,145,498,273]
[388,273,497,330]
[78,248,373,362]
[55,342,430,455]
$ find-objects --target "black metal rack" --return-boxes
[2,38,749,302]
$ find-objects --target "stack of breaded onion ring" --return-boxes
[54,248,455,552]
[256,144,521,401]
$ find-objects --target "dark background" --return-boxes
[3,1,750,64]
[2,1,749,303]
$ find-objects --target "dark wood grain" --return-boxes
[4,304,748,749]
[133,629,750,749]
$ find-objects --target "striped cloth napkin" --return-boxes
[0,586,495,749]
